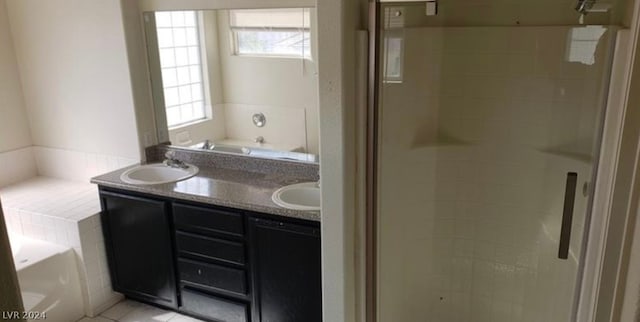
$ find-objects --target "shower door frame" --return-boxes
[363,1,638,322]
[365,2,381,322]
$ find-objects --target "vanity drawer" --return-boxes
[173,203,244,237]
[181,287,249,322]
[176,231,245,266]
[179,258,247,295]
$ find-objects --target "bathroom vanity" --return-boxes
[92,5,323,321]
[92,147,321,322]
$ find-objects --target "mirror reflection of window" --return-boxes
[229,9,311,58]
[383,30,404,83]
[155,11,207,127]
[143,8,320,163]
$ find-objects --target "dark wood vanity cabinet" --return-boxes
[249,218,322,322]
[99,188,321,322]
[173,202,251,322]
[99,191,178,309]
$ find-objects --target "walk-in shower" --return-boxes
[368,0,625,321]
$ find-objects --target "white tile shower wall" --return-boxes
[223,103,308,152]
[34,146,137,183]
[0,177,121,317]
[377,26,611,322]
[0,147,37,187]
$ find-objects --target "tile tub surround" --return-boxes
[91,155,320,221]
[1,177,100,222]
[0,146,138,188]
[0,177,122,317]
[0,146,37,188]
[33,146,138,183]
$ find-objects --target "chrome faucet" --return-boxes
[255,136,265,144]
[201,140,213,150]
[163,151,188,169]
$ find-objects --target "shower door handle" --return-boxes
[558,172,578,260]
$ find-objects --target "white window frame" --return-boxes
[229,9,312,59]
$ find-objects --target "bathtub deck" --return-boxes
[0,176,119,317]
[0,176,100,222]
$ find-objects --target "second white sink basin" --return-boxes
[120,163,199,185]
[272,182,321,211]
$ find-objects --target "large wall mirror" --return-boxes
[143,8,319,163]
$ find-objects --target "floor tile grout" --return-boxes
[79,299,205,322]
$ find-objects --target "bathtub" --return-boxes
[9,234,84,322]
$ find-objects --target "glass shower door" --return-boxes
[374,2,618,322]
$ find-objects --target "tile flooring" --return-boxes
[78,300,205,322]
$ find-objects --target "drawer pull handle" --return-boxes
[198,269,202,275]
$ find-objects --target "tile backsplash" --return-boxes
[0,146,138,187]
[0,147,37,187]
[146,144,319,180]
[168,103,312,153]
[33,146,137,183]
[223,103,308,152]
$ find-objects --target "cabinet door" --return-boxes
[249,218,321,322]
[101,192,177,308]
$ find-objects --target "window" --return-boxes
[383,32,404,83]
[230,9,311,58]
[154,11,207,128]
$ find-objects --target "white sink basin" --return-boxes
[272,182,321,211]
[120,163,199,185]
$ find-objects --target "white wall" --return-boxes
[120,0,160,155]
[6,0,141,161]
[316,0,361,320]
[0,0,31,153]
[168,108,226,147]
[0,0,37,187]
[0,147,36,188]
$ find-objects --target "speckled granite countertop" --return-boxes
[90,164,320,222]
